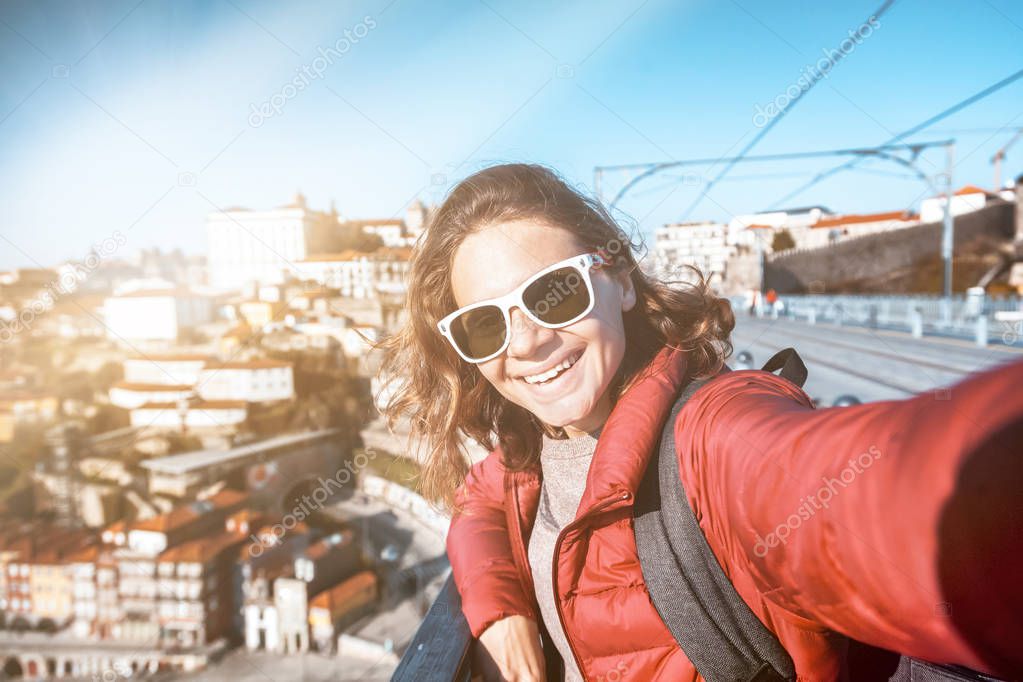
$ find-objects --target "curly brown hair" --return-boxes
[377,163,734,508]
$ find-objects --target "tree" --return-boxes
[771,229,796,252]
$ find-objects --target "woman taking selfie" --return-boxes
[380,164,1022,681]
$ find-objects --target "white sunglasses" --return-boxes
[437,252,609,363]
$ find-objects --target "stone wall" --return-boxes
[765,201,1015,293]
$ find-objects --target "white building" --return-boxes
[110,382,195,409]
[244,601,280,651]
[297,248,412,299]
[727,206,833,251]
[653,222,735,281]
[353,219,405,248]
[404,200,432,241]
[920,185,993,223]
[68,548,99,638]
[298,251,375,298]
[129,400,248,436]
[796,210,919,250]
[102,289,213,344]
[273,578,310,653]
[207,193,321,290]
[197,360,294,403]
[123,355,212,386]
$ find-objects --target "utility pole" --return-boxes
[991,128,1023,189]
[941,142,956,321]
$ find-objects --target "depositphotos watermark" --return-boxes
[0,231,126,344]
[1000,319,1021,346]
[248,16,377,128]
[247,449,377,556]
[752,15,881,128]
[753,445,883,557]
[596,660,630,682]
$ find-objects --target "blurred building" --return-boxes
[207,192,325,291]
[155,529,249,648]
[308,571,378,652]
[727,206,833,251]
[138,429,343,501]
[103,490,247,641]
[297,246,413,299]
[128,400,248,433]
[403,199,432,242]
[112,356,295,436]
[920,184,998,223]
[102,287,214,344]
[346,219,405,248]
[242,531,362,654]
[0,389,59,442]
[792,210,920,250]
[197,359,295,403]
[123,354,211,385]
[653,221,734,282]
[0,524,94,629]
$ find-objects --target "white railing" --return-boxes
[734,293,1023,348]
[360,474,450,538]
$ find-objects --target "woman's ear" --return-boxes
[617,268,637,313]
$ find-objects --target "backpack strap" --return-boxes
[634,360,799,682]
[760,348,807,388]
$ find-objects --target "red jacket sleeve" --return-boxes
[447,450,538,638]
[675,360,1023,675]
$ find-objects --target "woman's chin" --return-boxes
[534,405,592,431]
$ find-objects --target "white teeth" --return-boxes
[522,352,581,385]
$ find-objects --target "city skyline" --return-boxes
[2,0,1022,270]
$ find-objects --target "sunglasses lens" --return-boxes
[450,305,507,361]
[523,266,591,325]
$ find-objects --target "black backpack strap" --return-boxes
[888,656,1007,681]
[760,348,807,388]
[634,369,796,682]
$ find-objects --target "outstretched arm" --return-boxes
[675,359,1023,676]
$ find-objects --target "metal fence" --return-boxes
[734,293,1023,347]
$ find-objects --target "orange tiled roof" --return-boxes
[202,359,292,370]
[299,250,367,263]
[112,381,194,392]
[374,246,413,261]
[309,571,377,610]
[131,490,247,533]
[103,520,126,535]
[303,531,354,561]
[109,288,194,299]
[134,399,247,410]
[158,530,247,564]
[0,527,95,564]
[811,210,917,229]
[126,354,214,363]
[341,218,403,228]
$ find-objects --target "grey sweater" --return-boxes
[527,428,602,682]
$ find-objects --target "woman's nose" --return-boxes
[506,307,554,358]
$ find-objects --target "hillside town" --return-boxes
[0,196,447,679]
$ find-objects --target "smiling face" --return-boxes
[450,220,636,437]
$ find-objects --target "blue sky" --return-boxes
[1,0,1021,269]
